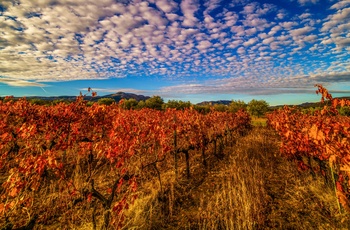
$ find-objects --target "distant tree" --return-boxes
[301,107,319,115]
[51,99,71,105]
[247,99,269,118]
[137,100,146,109]
[228,100,247,113]
[3,96,15,102]
[122,98,138,110]
[164,100,192,110]
[29,99,49,106]
[86,101,95,107]
[145,96,164,110]
[339,106,350,116]
[97,98,116,105]
[193,104,211,114]
[213,104,227,112]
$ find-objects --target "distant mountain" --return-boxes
[270,96,350,109]
[105,92,151,101]
[11,92,150,102]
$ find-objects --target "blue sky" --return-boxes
[0,0,349,105]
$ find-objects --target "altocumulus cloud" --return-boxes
[0,0,349,97]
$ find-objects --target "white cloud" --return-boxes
[230,25,245,36]
[180,0,200,27]
[0,77,47,87]
[290,26,315,37]
[197,40,212,50]
[321,4,350,49]
[155,0,178,13]
[309,71,350,82]
[332,7,350,21]
[280,21,297,29]
[303,34,318,43]
[227,40,243,49]
[166,13,180,21]
[299,13,311,19]
[262,37,274,45]
[241,2,258,14]
[245,27,258,36]
[322,7,350,31]
[157,74,318,96]
[276,10,287,20]
[204,0,222,13]
[0,0,348,96]
[243,37,258,47]
[330,0,350,10]
[237,47,246,54]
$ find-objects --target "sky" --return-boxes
[0,0,350,105]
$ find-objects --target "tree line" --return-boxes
[0,95,271,117]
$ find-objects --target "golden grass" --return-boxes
[4,127,349,229]
[122,127,350,229]
[251,117,267,127]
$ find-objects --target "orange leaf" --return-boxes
[9,188,18,197]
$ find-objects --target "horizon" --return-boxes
[5,90,349,107]
[0,0,349,106]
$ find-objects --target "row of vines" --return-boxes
[0,94,251,229]
[267,85,350,214]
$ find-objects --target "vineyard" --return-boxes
[267,85,350,214]
[1,85,350,229]
[0,94,251,229]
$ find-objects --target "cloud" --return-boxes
[180,0,200,27]
[303,34,318,43]
[197,40,212,50]
[155,0,178,13]
[330,1,350,10]
[299,13,311,19]
[243,37,258,47]
[0,77,47,87]
[0,0,348,99]
[158,70,350,96]
[262,37,274,45]
[321,5,350,49]
[157,76,309,96]
[237,47,245,54]
[290,26,315,37]
[204,0,222,13]
[297,0,319,5]
[309,71,350,82]
[322,7,350,31]
[279,21,297,29]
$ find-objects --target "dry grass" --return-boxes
[4,127,349,229]
[251,117,267,127]
[122,127,350,229]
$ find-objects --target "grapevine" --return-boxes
[267,84,350,213]
[0,95,251,229]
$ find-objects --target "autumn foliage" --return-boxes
[0,92,251,229]
[267,84,350,213]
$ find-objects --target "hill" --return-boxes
[9,92,150,102]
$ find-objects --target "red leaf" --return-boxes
[87,193,93,202]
